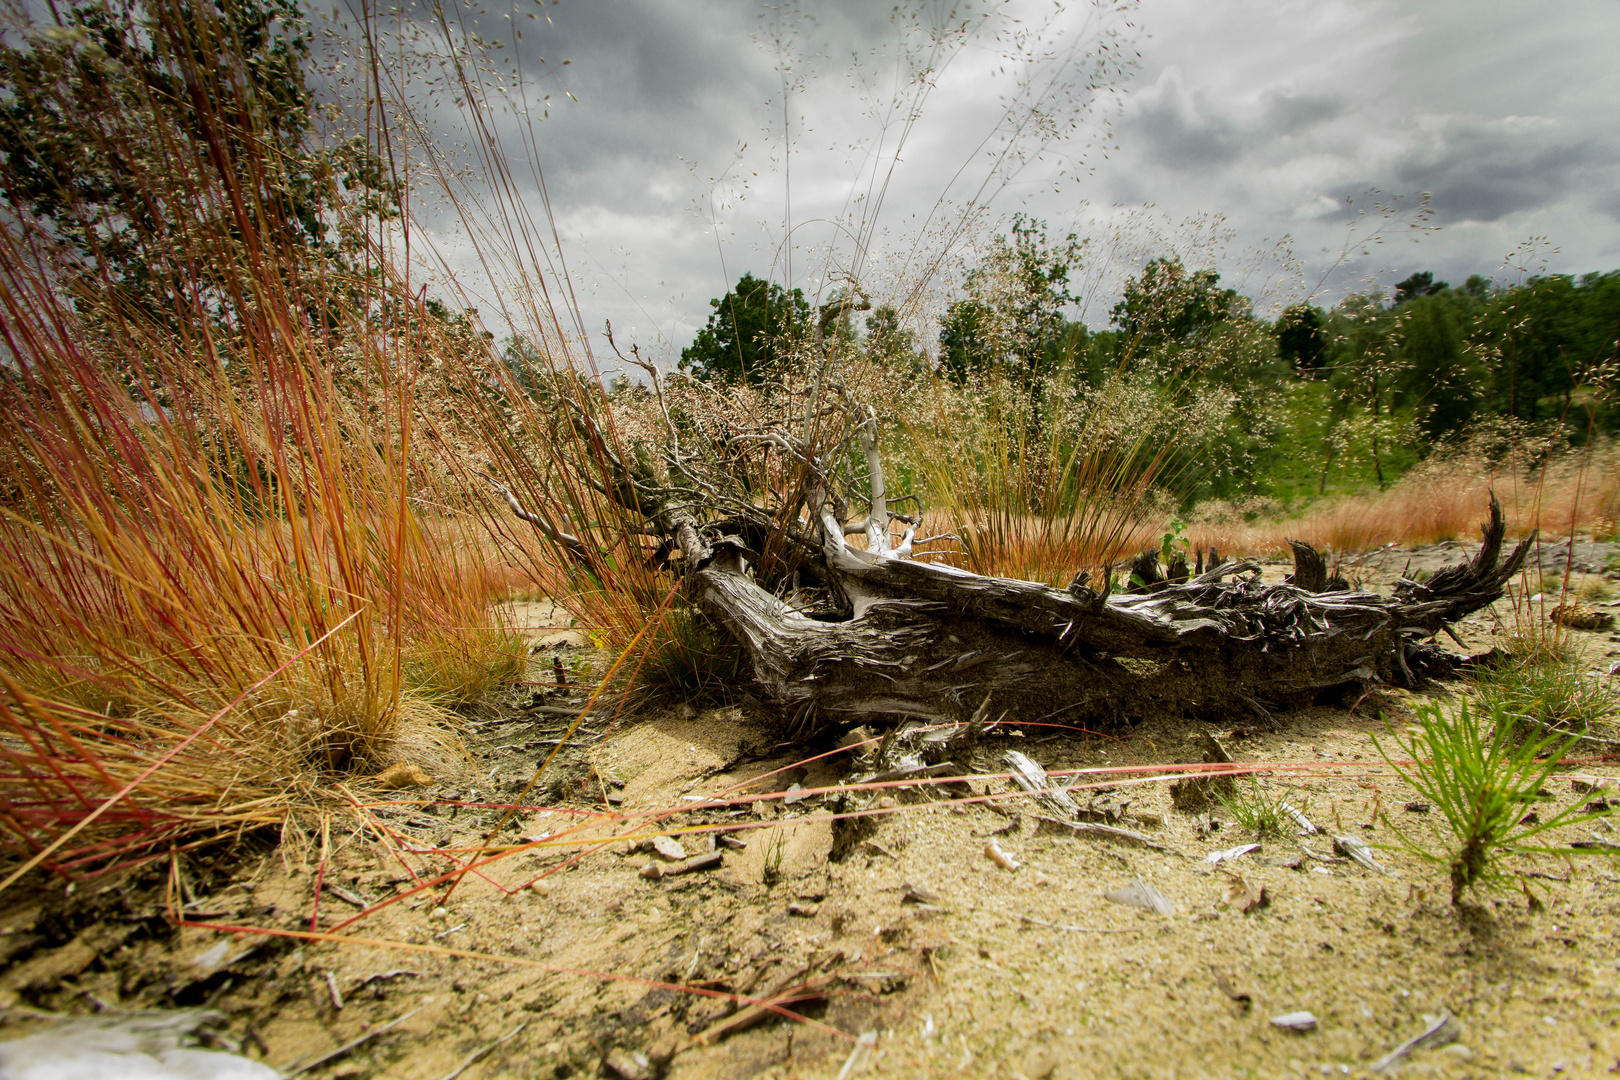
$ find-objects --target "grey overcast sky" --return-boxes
[403,0,1620,366]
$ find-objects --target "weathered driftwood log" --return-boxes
[690,498,1529,735]
[498,375,1526,736]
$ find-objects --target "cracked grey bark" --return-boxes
[495,378,1527,736]
[691,498,1529,735]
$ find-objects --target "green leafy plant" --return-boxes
[1216,779,1292,839]
[1160,518,1191,565]
[1373,699,1599,905]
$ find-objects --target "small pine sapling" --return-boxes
[1216,780,1292,840]
[1373,699,1600,905]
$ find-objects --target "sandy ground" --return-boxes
[2,555,1620,1079]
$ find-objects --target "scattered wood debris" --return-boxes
[1223,871,1270,914]
[1198,842,1260,872]
[640,851,724,880]
[1210,966,1252,1009]
[322,882,372,909]
[284,1005,425,1075]
[1269,1011,1317,1032]
[1104,877,1176,915]
[1169,735,1239,811]
[690,965,838,1046]
[1003,750,1079,817]
[650,836,687,861]
[983,838,1020,872]
[323,971,344,1011]
[1280,799,1318,835]
[1333,834,1387,874]
[1371,1011,1460,1072]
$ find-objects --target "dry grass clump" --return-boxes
[1186,436,1620,559]
[0,266,516,882]
[1293,440,1617,551]
[0,0,528,885]
[901,360,1223,585]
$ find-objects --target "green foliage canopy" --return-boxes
[938,215,1081,382]
[678,272,811,384]
[0,0,400,320]
[1275,303,1327,372]
[863,304,924,373]
[1109,257,1243,355]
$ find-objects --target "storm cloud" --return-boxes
[396,0,1620,361]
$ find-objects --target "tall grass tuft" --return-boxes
[912,369,1177,585]
[1470,627,1618,738]
[0,0,521,886]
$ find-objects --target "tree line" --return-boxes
[677,220,1620,503]
[4,0,1614,510]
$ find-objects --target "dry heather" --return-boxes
[1190,438,1620,558]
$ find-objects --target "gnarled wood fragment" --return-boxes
[494,375,1528,737]
[683,496,1530,734]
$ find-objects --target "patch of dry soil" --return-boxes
[3,568,1620,1079]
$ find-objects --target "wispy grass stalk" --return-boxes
[0,0,522,884]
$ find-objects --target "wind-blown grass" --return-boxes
[1188,436,1620,557]
[0,0,524,885]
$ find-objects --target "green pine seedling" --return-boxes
[1373,699,1601,905]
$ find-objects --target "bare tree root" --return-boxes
[494,375,1529,738]
[689,497,1528,736]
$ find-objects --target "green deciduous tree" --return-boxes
[863,303,924,373]
[1394,290,1485,441]
[1275,303,1327,373]
[1110,257,1243,357]
[0,0,399,324]
[679,272,811,384]
[1476,271,1620,431]
[1392,271,1448,306]
[938,215,1081,382]
[1318,292,1421,490]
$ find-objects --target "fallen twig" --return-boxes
[1033,816,1187,856]
[437,1021,528,1080]
[690,969,837,1045]
[1019,913,1142,934]
[285,1005,425,1075]
[1371,1011,1459,1072]
[835,1030,878,1080]
[639,850,723,880]
[323,971,344,1011]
